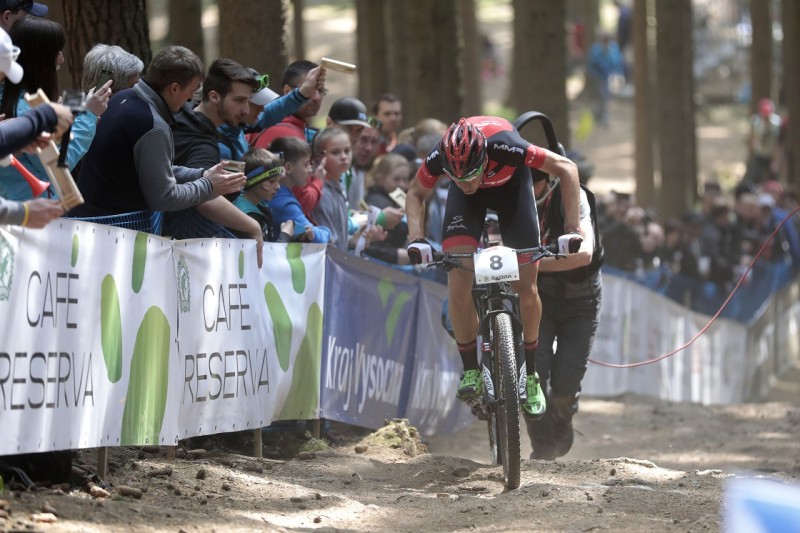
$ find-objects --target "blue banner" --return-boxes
[320,248,418,428]
[404,279,476,437]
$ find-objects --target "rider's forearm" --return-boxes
[557,162,581,233]
[405,180,429,240]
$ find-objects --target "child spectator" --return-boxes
[233,148,294,243]
[266,136,331,244]
[363,153,411,264]
[269,136,326,220]
[310,127,355,251]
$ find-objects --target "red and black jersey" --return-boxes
[416,116,547,189]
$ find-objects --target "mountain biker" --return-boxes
[405,116,582,418]
[527,172,603,459]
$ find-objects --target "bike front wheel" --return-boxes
[489,312,521,489]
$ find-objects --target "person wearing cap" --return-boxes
[232,147,294,243]
[744,97,781,184]
[327,96,379,207]
[249,60,328,150]
[218,64,325,161]
[0,24,73,228]
[0,0,47,33]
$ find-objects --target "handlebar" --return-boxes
[429,243,562,272]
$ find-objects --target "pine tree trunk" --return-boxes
[168,0,204,60]
[633,0,655,208]
[218,0,287,82]
[655,0,696,219]
[356,0,389,110]
[509,0,570,147]
[390,0,462,126]
[783,0,800,186]
[291,0,305,60]
[62,0,151,89]
[750,0,772,114]
[460,0,481,116]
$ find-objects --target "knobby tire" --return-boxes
[491,313,521,489]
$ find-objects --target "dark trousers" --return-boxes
[525,292,601,458]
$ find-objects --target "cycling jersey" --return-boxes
[416,116,547,188]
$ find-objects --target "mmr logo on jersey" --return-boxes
[492,143,524,155]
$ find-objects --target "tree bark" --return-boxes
[749,0,772,114]
[459,0,481,117]
[168,0,204,60]
[218,0,287,82]
[390,0,462,126]
[654,0,696,219]
[633,0,655,208]
[509,0,570,148]
[356,0,389,110]
[783,0,800,186]
[291,0,305,60]
[62,0,151,89]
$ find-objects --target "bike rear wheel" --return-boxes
[488,313,521,489]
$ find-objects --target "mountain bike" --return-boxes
[429,240,569,490]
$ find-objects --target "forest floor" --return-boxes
[1,4,794,533]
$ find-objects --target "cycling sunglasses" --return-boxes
[254,73,269,91]
[443,159,485,183]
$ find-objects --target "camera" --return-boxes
[61,89,86,115]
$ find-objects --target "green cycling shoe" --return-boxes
[522,372,546,419]
[456,369,483,401]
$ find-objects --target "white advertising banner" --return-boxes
[585,273,748,403]
[0,221,179,454]
[174,241,327,439]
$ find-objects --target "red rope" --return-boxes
[588,205,800,369]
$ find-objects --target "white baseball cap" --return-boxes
[0,27,22,84]
[251,86,279,106]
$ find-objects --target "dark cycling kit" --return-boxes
[416,116,549,250]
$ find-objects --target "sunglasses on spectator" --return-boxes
[254,74,269,91]
[367,116,382,130]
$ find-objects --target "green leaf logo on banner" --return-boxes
[278,303,323,420]
[377,278,412,345]
[71,233,79,267]
[100,275,123,383]
[121,306,171,445]
[131,232,148,294]
[264,282,293,372]
[286,243,306,293]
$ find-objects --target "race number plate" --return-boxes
[474,246,519,285]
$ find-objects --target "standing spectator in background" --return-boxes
[0,24,72,228]
[249,60,327,149]
[219,65,325,161]
[613,0,632,82]
[81,44,143,96]
[586,33,623,129]
[267,135,331,244]
[71,46,245,218]
[373,93,402,155]
[326,96,377,207]
[232,148,293,243]
[0,0,46,33]
[169,58,263,243]
[744,98,781,184]
[363,153,411,264]
[0,17,111,200]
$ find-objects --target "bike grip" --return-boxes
[558,233,583,254]
[407,239,433,265]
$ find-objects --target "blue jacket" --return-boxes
[0,87,98,201]
[268,185,331,244]
[217,88,307,160]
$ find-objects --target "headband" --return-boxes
[245,165,283,189]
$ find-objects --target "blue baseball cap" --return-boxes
[0,0,48,17]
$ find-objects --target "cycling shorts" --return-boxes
[441,166,540,251]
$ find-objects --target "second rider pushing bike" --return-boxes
[405,116,582,419]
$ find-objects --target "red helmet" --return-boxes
[439,118,487,181]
